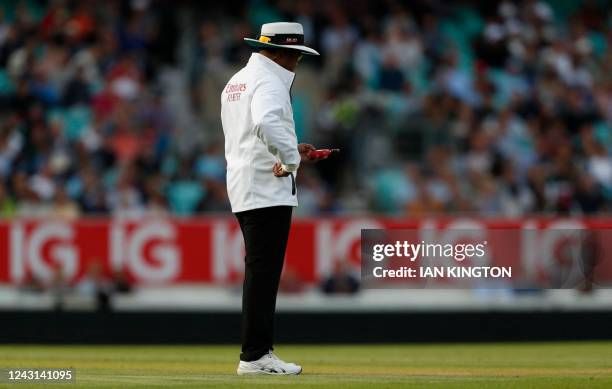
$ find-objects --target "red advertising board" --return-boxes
[0,218,610,286]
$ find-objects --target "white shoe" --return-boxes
[237,351,302,375]
[269,351,298,366]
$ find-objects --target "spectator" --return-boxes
[321,261,360,295]
[76,260,113,312]
[51,186,80,220]
[0,182,15,218]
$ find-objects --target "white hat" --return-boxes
[244,22,319,56]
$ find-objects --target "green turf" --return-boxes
[0,343,611,388]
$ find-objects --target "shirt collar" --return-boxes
[249,53,295,88]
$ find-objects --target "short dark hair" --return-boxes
[258,47,280,54]
[258,47,299,57]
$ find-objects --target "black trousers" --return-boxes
[235,205,293,361]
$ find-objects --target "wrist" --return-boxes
[281,163,297,173]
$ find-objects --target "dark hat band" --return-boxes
[259,33,304,45]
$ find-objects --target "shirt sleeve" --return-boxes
[250,78,300,173]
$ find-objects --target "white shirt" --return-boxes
[221,53,301,213]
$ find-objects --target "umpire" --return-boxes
[221,22,324,375]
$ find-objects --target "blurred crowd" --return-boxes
[0,0,224,219]
[22,259,133,311]
[0,0,611,218]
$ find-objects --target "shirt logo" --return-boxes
[225,83,247,102]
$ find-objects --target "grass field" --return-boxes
[0,343,611,388]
